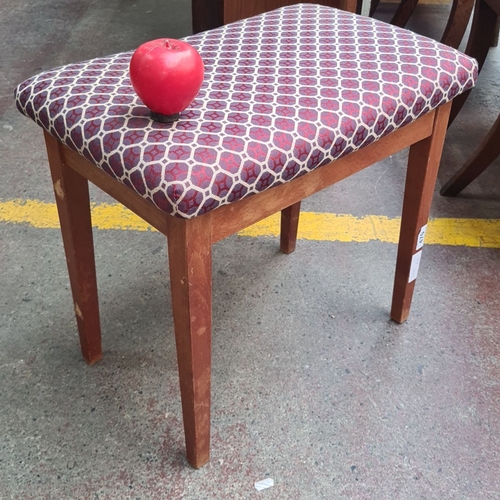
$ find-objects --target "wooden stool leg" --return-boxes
[43,131,102,364]
[280,201,301,254]
[391,102,452,323]
[166,215,212,469]
[441,113,500,196]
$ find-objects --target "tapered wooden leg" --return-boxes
[391,102,452,323]
[280,201,301,254]
[43,131,102,364]
[166,215,212,469]
[441,113,500,196]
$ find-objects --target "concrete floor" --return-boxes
[1,1,499,498]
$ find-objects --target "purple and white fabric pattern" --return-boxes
[15,4,477,218]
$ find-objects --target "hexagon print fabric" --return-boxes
[15,4,477,218]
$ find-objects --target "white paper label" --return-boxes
[409,250,422,283]
[416,224,427,251]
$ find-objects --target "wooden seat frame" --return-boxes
[43,101,451,468]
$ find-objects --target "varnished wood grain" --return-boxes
[166,215,213,469]
[44,131,102,364]
[43,72,454,469]
[61,145,169,235]
[280,201,301,254]
[209,110,435,243]
[390,102,452,323]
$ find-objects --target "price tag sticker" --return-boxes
[416,224,427,251]
[409,250,422,283]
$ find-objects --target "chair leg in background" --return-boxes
[441,113,500,196]
[448,1,498,125]
[441,0,475,48]
[391,0,419,27]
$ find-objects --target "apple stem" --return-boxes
[165,40,170,49]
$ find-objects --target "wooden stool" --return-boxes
[15,5,477,468]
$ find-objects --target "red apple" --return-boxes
[129,38,204,122]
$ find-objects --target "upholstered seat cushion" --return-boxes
[15,4,477,219]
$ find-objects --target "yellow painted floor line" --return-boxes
[1,198,500,248]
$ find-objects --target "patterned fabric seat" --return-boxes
[15,4,477,219]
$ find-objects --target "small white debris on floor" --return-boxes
[254,478,274,491]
